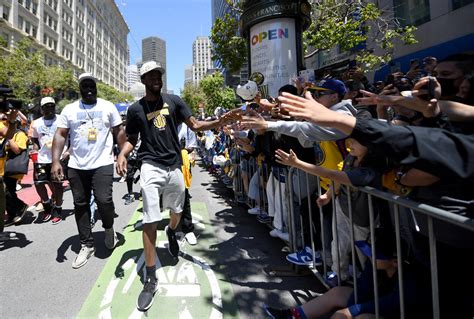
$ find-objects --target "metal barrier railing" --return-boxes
[225,145,474,319]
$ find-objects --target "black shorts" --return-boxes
[34,163,66,183]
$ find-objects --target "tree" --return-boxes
[97,82,134,104]
[199,72,237,115]
[0,38,132,110]
[210,12,247,73]
[181,82,206,114]
[210,0,418,72]
[303,1,417,69]
[0,38,48,104]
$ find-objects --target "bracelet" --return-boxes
[8,120,17,125]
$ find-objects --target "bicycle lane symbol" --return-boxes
[78,205,237,319]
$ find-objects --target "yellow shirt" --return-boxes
[315,140,346,191]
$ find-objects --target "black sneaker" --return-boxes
[263,304,293,319]
[165,226,179,257]
[42,202,52,223]
[136,278,158,312]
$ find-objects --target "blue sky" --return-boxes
[115,0,212,94]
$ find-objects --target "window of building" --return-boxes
[452,0,474,9]
[393,0,430,26]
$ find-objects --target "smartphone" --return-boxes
[418,76,435,101]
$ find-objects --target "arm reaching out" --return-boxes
[275,149,351,185]
[278,92,357,136]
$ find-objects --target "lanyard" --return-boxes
[80,101,97,123]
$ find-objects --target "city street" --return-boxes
[1,159,324,318]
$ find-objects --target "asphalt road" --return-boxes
[1,159,324,318]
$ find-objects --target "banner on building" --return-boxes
[250,18,297,98]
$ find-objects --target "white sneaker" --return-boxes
[248,207,261,215]
[269,229,281,238]
[104,227,118,250]
[72,245,95,269]
[185,232,197,245]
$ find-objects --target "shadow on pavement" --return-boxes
[0,231,33,251]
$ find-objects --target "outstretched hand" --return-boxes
[240,109,268,130]
[278,91,330,123]
[220,108,243,125]
[275,149,299,167]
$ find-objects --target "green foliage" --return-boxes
[210,0,418,72]
[181,73,237,116]
[210,13,247,72]
[97,82,133,104]
[199,72,236,115]
[181,82,206,114]
[304,1,417,69]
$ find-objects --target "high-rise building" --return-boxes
[142,36,167,92]
[0,0,129,91]
[184,65,193,85]
[127,65,139,90]
[192,36,212,84]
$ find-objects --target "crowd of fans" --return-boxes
[198,53,474,319]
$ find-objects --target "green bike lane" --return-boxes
[78,201,239,319]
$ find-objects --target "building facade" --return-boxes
[192,36,212,84]
[127,64,139,90]
[142,36,167,92]
[184,64,193,85]
[0,0,129,91]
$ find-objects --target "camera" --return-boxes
[0,85,23,113]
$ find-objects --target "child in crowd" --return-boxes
[264,228,431,319]
[275,137,387,286]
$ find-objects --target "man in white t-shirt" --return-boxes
[51,73,126,269]
[31,97,67,225]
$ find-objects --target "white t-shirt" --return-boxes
[57,98,122,170]
[31,115,60,164]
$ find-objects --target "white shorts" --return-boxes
[140,162,185,224]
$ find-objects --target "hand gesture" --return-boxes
[275,149,299,167]
[220,108,243,125]
[51,160,65,182]
[116,154,128,177]
[278,91,330,123]
[240,109,268,130]
[316,193,332,207]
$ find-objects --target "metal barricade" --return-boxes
[284,171,474,319]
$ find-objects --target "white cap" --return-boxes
[236,81,258,101]
[40,97,55,107]
[140,61,166,77]
[78,73,97,84]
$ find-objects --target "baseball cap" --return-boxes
[236,81,258,101]
[40,97,55,107]
[355,228,398,261]
[140,61,166,77]
[78,73,97,84]
[311,79,347,96]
